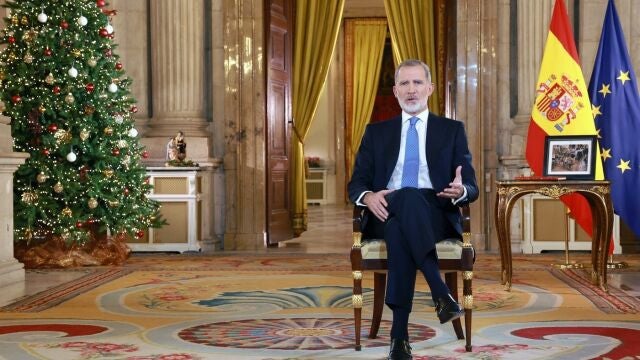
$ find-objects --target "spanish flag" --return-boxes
[526,0,604,238]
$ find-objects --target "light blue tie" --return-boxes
[401,117,420,188]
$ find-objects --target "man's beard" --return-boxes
[399,98,427,114]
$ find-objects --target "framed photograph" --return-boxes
[543,135,597,179]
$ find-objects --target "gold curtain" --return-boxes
[383,0,440,114]
[291,0,345,235]
[345,19,387,179]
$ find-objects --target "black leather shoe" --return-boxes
[436,294,464,324]
[388,338,412,360]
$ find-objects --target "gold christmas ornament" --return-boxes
[0,71,5,80]
[8,52,17,61]
[21,15,28,26]
[80,129,90,141]
[71,49,81,57]
[88,198,98,209]
[108,200,119,208]
[62,207,72,217]
[11,15,18,25]
[53,182,64,193]
[84,105,95,114]
[21,191,38,204]
[36,172,48,183]
[103,127,113,136]
[88,58,97,67]
[117,139,128,148]
[22,29,37,43]
[102,169,114,177]
[45,73,55,84]
[54,129,72,144]
[65,93,75,104]
[38,104,46,113]
[23,53,33,64]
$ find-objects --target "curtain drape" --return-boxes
[383,0,439,114]
[346,19,387,179]
[291,0,345,235]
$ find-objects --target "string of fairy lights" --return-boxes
[0,0,162,244]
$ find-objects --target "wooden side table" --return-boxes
[495,180,613,291]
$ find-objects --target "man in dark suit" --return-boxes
[348,59,478,360]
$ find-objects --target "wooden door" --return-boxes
[265,0,294,245]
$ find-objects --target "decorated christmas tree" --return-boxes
[0,0,163,266]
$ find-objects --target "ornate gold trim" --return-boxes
[535,185,572,199]
[463,295,473,309]
[591,185,610,195]
[353,271,362,280]
[498,186,521,195]
[463,271,473,280]
[352,294,363,308]
[352,232,362,248]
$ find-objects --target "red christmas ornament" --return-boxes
[8,36,15,44]
[52,86,61,94]
[99,28,109,37]
[10,94,21,104]
[123,188,129,195]
[130,105,138,113]
[112,148,120,156]
[115,62,123,70]
[141,150,150,159]
[136,230,145,239]
[60,20,69,29]
[86,83,95,93]
[96,0,106,7]
[76,221,84,228]
[41,148,50,156]
[44,48,52,56]
[47,123,58,132]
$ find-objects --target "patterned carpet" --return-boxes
[0,253,639,359]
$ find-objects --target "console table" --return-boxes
[495,180,613,291]
[128,167,201,252]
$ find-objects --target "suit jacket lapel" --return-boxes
[426,112,439,170]
[385,116,402,182]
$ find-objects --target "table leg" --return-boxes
[495,193,513,291]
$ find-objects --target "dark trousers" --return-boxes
[383,187,455,311]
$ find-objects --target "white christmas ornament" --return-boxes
[106,24,114,34]
[108,83,118,93]
[114,114,124,124]
[77,16,88,26]
[128,128,138,138]
[37,12,48,23]
[66,151,77,162]
[68,66,78,78]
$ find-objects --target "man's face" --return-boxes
[393,65,434,115]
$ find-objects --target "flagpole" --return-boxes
[552,209,584,270]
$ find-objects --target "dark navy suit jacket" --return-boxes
[348,113,479,239]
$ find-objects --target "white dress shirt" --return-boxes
[386,110,433,190]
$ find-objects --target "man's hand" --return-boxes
[363,189,394,222]
[437,165,464,200]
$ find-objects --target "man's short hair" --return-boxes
[395,59,432,83]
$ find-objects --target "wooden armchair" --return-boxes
[350,205,474,352]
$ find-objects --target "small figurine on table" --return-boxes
[166,131,187,161]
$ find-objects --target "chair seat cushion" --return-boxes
[361,238,467,260]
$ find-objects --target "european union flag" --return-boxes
[588,0,640,237]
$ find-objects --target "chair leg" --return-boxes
[353,270,363,351]
[463,270,473,352]
[444,272,464,340]
[369,271,386,339]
